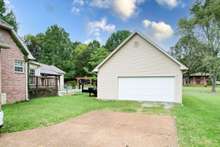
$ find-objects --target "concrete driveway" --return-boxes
[0,111,178,147]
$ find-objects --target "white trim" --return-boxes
[0,111,3,127]
[25,62,29,100]
[11,30,35,60]
[14,59,25,73]
[93,32,188,72]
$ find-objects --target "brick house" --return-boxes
[183,72,210,86]
[0,19,34,104]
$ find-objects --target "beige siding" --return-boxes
[97,35,183,103]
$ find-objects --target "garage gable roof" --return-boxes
[93,32,188,72]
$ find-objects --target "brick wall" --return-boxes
[0,29,27,103]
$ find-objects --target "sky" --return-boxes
[6,0,194,51]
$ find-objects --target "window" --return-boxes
[15,60,24,73]
[29,69,35,76]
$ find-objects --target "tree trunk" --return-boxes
[211,75,216,93]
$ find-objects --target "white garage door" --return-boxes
[118,77,175,102]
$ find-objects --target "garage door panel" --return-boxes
[118,77,175,102]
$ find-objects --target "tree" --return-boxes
[73,40,105,76]
[171,19,206,84]
[39,25,73,75]
[88,40,100,49]
[203,56,220,92]
[24,25,75,80]
[0,0,18,31]
[174,0,220,92]
[74,44,91,76]
[24,26,105,79]
[105,30,131,52]
[24,34,44,60]
[191,0,220,92]
[88,47,109,70]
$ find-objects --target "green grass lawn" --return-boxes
[0,94,143,133]
[1,87,220,146]
[173,87,220,147]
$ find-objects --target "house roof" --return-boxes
[30,61,65,76]
[93,32,188,72]
[0,19,35,60]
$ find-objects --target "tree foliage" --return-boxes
[171,19,206,80]
[88,47,109,70]
[74,44,91,76]
[105,30,131,52]
[172,0,220,92]
[25,28,131,79]
[25,25,75,80]
[0,0,18,31]
[24,34,44,60]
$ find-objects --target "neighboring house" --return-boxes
[93,32,187,103]
[29,61,65,98]
[183,72,209,86]
[0,19,34,104]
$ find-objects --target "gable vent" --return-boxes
[134,41,139,48]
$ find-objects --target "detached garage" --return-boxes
[93,32,187,103]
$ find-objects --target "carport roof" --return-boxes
[30,61,65,76]
[93,32,188,72]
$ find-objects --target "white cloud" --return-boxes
[88,18,116,42]
[143,19,151,27]
[71,0,85,13]
[71,0,145,19]
[90,0,111,8]
[155,0,180,8]
[113,0,145,20]
[113,0,136,20]
[73,0,85,6]
[88,18,116,34]
[72,7,81,13]
[143,19,174,41]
